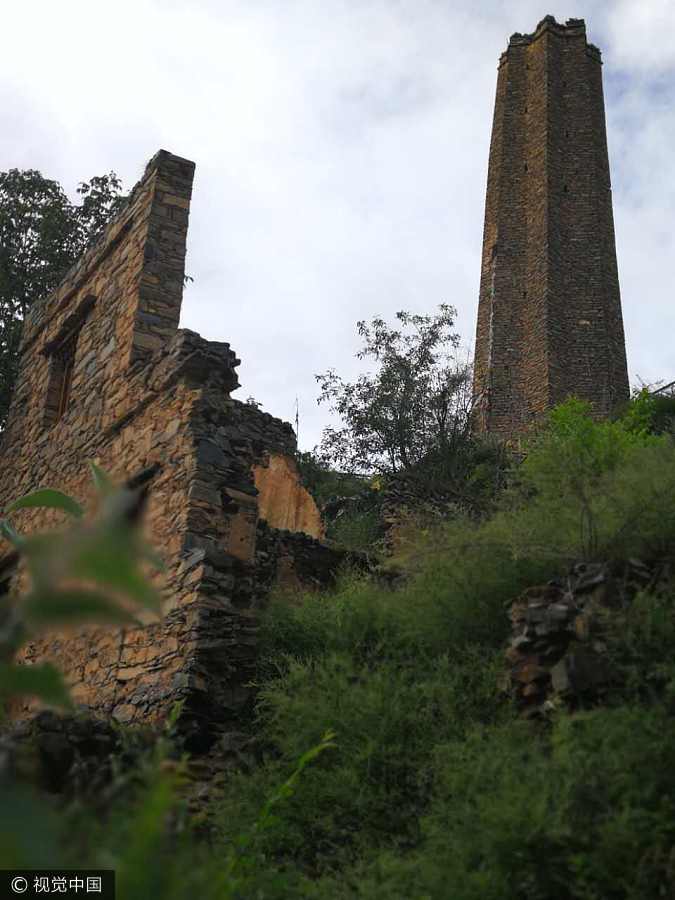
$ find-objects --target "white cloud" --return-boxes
[2,1,675,446]
[606,0,675,71]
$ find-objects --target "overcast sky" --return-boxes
[2,0,674,449]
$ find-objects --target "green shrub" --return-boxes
[326,506,382,552]
[215,398,675,895]
[296,451,368,509]
[494,399,675,563]
[307,708,675,899]
[215,646,506,875]
[261,514,551,672]
[621,386,675,436]
[600,584,675,708]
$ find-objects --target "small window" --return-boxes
[44,328,79,426]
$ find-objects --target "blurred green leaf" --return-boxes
[88,460,114,496]
[71,531,160,610]
[5,488,84,519]
[23,589,141,626]
[0,784,62,869]
[0,661,72,707]
[0,518,24,547]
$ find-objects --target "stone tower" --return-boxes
[472,16,629,439]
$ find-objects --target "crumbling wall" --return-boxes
[0,150,327,746]
[254,520,360,593]
[10,331,242,730]
[506,559,656,716]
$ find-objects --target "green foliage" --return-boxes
[299,434,510,556]
[213,527,547,873]
[296,450,368,508]
[0,662,71,709]
[0,462,160,714]
[325,505,381,552]
[259,521,541,670]
[504,397,674,561]
[0,168,124,428]
[332,708,675,900]
[216,649,506,876]
[316,306,472,474]
[222,729,336,893]
[521,396,658,495]
[622,386,675,436]
[602,584,675,707]
[2,712,337,899]
[206,398,675,895]
[5,487,85,519]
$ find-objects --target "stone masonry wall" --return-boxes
[0,150,326,747]
[473,16,630,442]
[254,520,362,595]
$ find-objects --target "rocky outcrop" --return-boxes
[506,559,662,715]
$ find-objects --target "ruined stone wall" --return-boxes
[473,16,629,441]
[0,150,326,745]
[254,520,359,594]
[216,400,323,538]
[7,330,240,728]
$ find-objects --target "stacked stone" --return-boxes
[0,148,326,745]
[0,710,123,795]
[226,400,296,460]
[8,320,246,732]
[507,559,656,715]
[254,519,368,594]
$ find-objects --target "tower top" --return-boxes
[501,16,600,64]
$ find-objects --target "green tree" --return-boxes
[0,168,124,429]
[315,305,472,474]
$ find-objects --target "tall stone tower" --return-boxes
[473,16,629,439]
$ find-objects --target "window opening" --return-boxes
[45,327,80,426]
